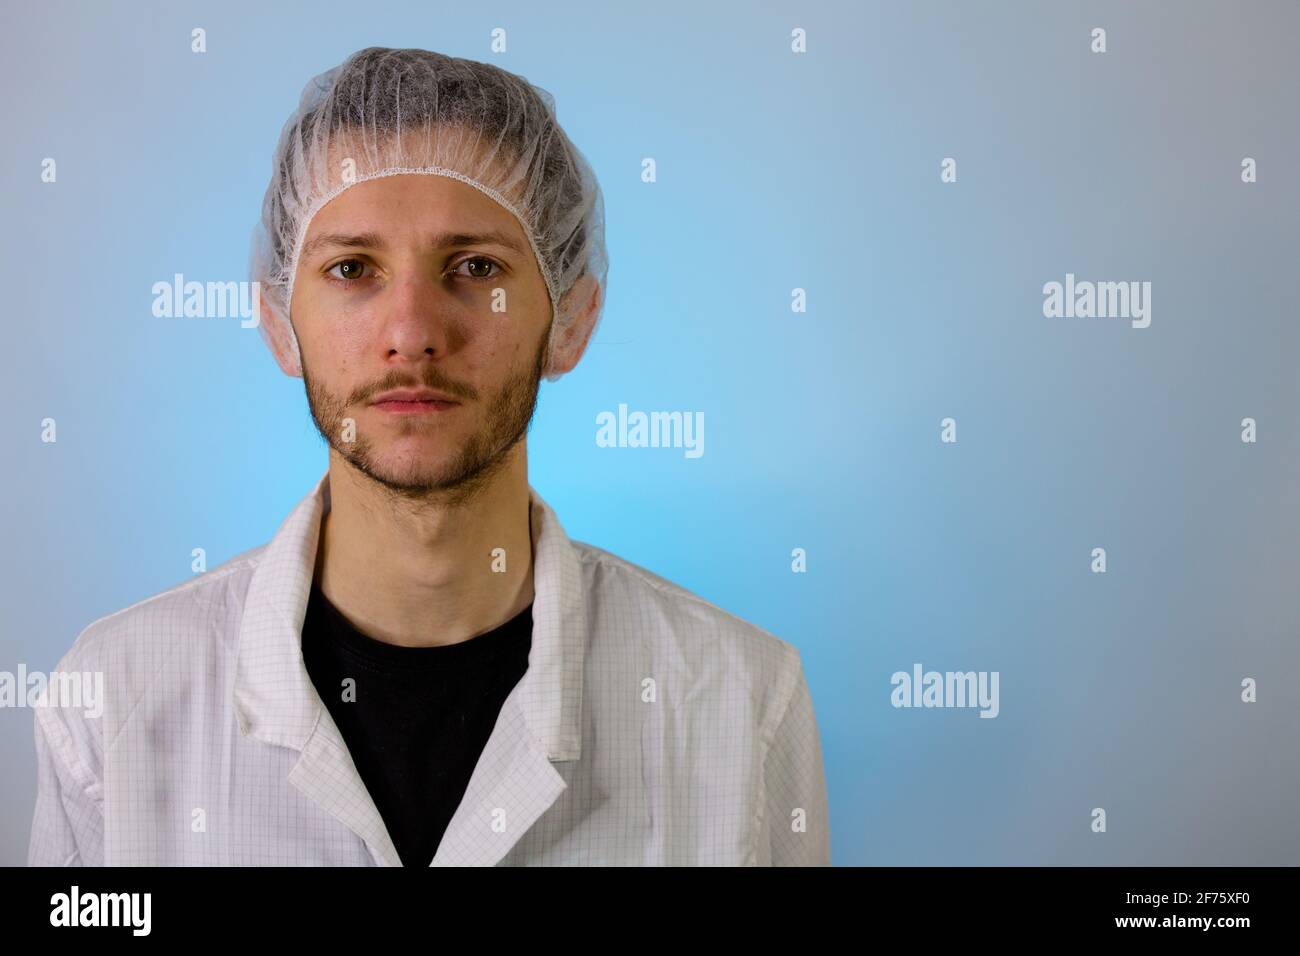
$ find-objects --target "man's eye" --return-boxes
[326,259,369,282]
[453,256,501,280]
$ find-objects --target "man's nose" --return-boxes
[379,269,460,360]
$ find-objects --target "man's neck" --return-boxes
[313,445,535,648]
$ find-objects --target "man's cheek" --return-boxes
[334,322,376,355]
[481,332,531,373]
[456,347,502,381]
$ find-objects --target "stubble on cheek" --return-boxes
[302,362,375,464]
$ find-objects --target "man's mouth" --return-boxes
[371,398,459,415]
[369,387,462,415]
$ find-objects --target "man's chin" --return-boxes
[349,458,458,492]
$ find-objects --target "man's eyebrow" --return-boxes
[433,230,528,257]
[300,229,527,262]
[300,231,387,262]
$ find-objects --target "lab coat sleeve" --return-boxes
[763,656,831,866]
[28,703,105,867]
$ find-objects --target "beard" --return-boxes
[302,331,549,508]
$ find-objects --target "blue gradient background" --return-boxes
[3,0,1298,865]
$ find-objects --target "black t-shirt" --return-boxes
[300,581,533,867]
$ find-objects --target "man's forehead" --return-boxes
[300,175,531,260]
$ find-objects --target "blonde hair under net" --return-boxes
[249,47,608,381]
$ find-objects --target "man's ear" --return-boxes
[544,273,603,378]
[261,298,303,378]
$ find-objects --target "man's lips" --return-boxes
[369,388,461,415]
[371,398,460,415]
[371,387,459,403]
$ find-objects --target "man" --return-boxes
[28,47,830,866]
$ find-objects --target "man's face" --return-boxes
[288,171,553,501]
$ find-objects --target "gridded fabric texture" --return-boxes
[28,473,830,866]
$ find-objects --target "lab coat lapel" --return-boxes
[233,472,402,867]
[429,485,588,866]
[289,704,403,867]
[428,688,568,866]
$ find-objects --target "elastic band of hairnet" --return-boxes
[284,166,560,323]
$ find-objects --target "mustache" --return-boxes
[352,371,476,405]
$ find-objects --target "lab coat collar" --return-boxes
[232,469,587,865]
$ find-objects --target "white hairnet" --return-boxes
[249,47,608,380]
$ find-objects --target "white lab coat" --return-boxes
[28,472,830,866]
